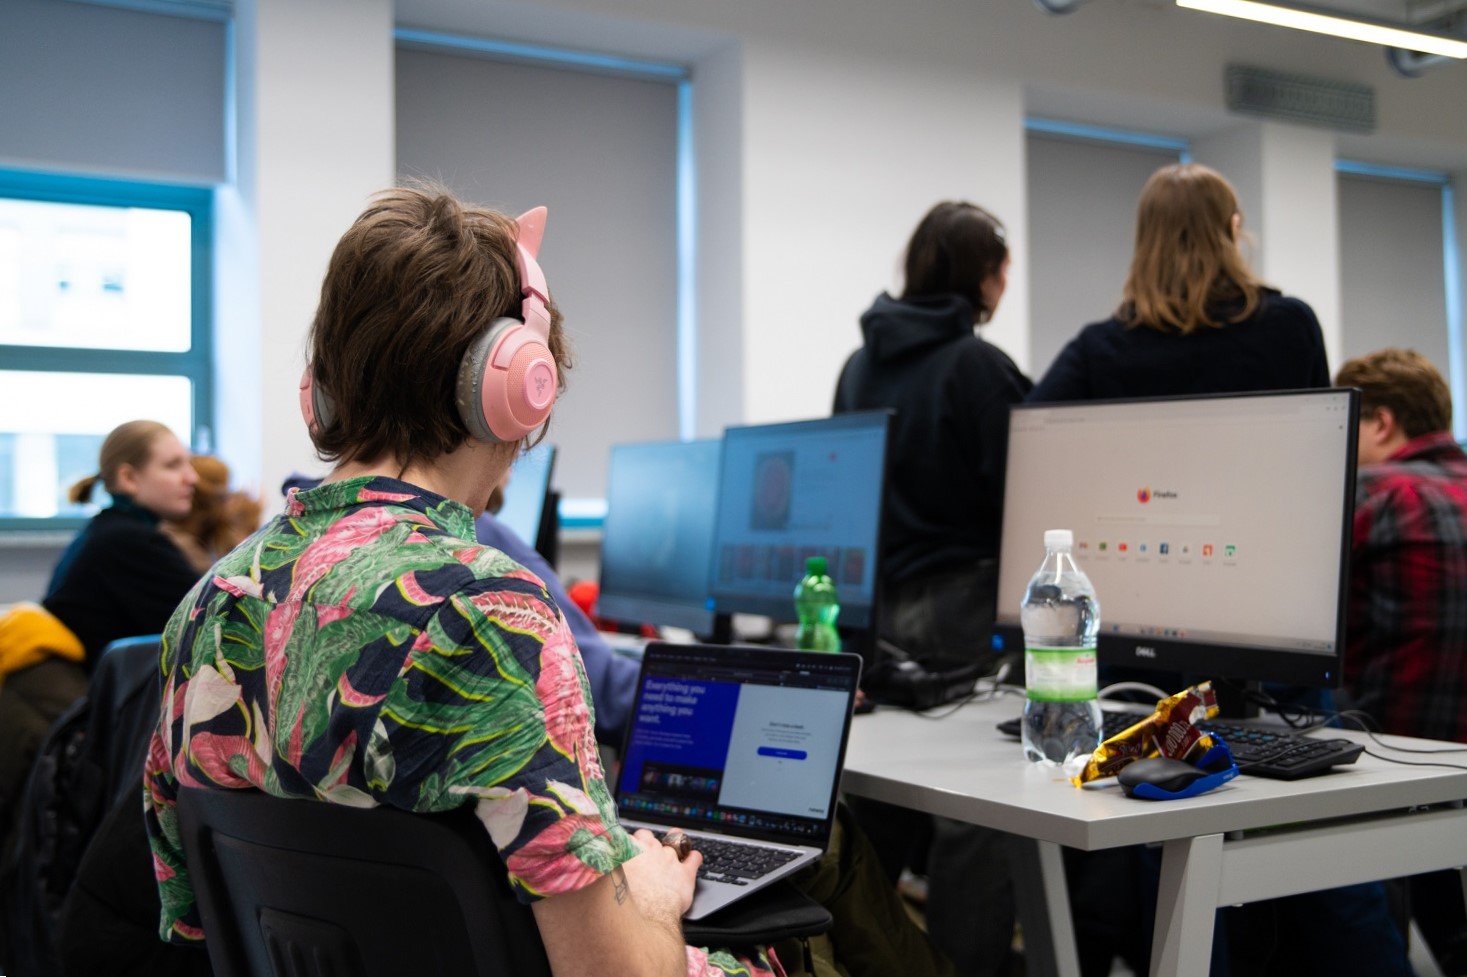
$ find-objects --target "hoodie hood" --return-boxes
[859,292,975,363]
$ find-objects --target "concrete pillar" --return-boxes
[215,0,395,500]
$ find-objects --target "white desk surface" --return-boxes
[843,695,1467,850]
[842,695,1467,977]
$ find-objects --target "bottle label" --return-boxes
[1024,646,1098,702]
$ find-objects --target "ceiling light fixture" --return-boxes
[1176,0,1467,58]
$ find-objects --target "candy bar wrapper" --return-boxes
[1070,682,1221,787]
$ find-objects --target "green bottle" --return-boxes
[794,556,841,652]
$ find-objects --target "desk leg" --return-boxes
[1012,838,1081,977]
[1151,833,1223,977]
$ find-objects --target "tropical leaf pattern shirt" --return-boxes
[143,477,777,977]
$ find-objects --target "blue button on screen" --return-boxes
[757,747,808,760]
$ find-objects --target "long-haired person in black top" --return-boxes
[1030,162,1328,402]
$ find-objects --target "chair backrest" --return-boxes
[176,788,552,977]
[2,634,164,977]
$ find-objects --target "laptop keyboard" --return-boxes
[654,832,801,883]
[1001,710,1365,780]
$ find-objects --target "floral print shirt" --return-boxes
[143,477,776,977]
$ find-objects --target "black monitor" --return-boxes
[709,411,891,630]
[993,388,1359,691]
[498,443,557,559]
[597,438,723,636]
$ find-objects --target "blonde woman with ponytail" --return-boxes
[0,420,201,824]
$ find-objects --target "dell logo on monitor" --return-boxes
[1135,646,1158,659]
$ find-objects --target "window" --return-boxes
[1336,161,1462,440]
[0,168,211,531]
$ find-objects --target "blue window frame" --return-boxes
[0,168,213,532]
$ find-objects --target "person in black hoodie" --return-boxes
[834,200,1031,675]
[833,202,1031,977]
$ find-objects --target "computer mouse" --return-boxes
[1118,757,1210,799]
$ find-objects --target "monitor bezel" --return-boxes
[991,387,1359,690]
[709,410,892,630]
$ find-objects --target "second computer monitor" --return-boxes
[709,411,891,629]
[497,443,556,549]
[993,388,1358,690]
[597,438,722,636]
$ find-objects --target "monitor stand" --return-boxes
[1212,679,1261,720]
[701,613,734,646]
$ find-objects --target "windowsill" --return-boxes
[0,531,74,548]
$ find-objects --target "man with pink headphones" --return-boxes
[144,187,734,975]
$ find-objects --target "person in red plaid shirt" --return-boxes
[1336,347,1467,976]
[1338,347,1467,743]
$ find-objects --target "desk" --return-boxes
[841,698,1467,977]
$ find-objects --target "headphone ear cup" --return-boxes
[299,366,335,436]
[456,317,559,443]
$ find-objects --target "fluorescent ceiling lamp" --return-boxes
[1176,0,1467,58]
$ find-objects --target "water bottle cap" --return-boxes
[1043,529,1074,551]
[805,555,828,576]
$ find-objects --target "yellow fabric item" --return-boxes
[0,602,85,682]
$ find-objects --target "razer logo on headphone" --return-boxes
[534,375,548,396]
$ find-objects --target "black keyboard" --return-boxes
[1195,719,1365,780]
[654,832,800,883]
[997,710,1365,780]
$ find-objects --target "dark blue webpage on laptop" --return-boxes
[615,644,859,846]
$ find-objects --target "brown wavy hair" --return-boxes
[306,184,572,470]
[1119,163,1263,334]
[163,455,264,572]
[1335,348,1452,439]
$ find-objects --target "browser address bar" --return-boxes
[1094,513,1221,527]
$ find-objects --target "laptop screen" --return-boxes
[616,644,861,846]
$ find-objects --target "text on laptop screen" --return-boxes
[710,412,891,627]
[994,389,1358,689]
[617,647,859,843]
[597,439,721,635]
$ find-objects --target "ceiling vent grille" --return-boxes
[1225,64,1375,132]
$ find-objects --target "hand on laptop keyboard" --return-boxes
[654,832,800,883]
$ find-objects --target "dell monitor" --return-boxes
[709,411,891,632]
[993,388,1359,692]
[497,443,557,557]
[597,438,723,637]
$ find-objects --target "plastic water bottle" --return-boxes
[1020,529,1102,766]
[794,556,842,652]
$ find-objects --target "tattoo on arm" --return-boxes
[612,865,629,905]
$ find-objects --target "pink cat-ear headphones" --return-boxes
[454,207,559,443]
[301,207,558,443]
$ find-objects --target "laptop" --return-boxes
[614,642,863,919]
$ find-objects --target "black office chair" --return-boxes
[176,788,552,977]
